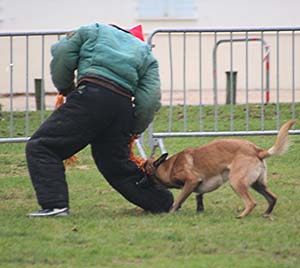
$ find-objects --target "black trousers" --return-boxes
[26,83,173,212]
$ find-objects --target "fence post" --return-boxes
[225,71,237,105]
[34,78,44,110]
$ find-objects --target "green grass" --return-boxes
[0,105,300,268]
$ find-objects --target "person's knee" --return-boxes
[26,138,40,157]
[26,136,48,159]
[26,138,50,164]
[134,178,174,213]
[148,187,174,213]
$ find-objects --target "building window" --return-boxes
[137,0,197,20]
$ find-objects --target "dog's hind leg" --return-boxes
[231,182,257,218]
[196,193,204,212]
[229,159,260,218]
[231,181,256,218]
[251,181,277,216]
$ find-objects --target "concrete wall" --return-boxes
[0,0,299,106]
[1,0,300,31]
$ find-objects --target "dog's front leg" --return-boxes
[170,180,199,212]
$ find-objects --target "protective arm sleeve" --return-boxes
[50,28,85,96]
[131,58,161,135]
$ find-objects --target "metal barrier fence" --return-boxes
[146,27,300,152]
[0,27,299,156]
[0,30,66,143]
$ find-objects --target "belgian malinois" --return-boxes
[144,120,296,218]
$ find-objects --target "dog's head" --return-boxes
[144,153,168,175]
[139,153,168,187]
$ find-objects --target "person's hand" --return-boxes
[58,82,75,96]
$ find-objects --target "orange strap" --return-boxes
[129,135,147,172]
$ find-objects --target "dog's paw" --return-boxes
[262,214,274,221]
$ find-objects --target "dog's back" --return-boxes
[169,139,263,181]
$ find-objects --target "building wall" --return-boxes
[0,0,299,101]
[1,0,300,32]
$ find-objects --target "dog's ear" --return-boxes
[153,153,168,168]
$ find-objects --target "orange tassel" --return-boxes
[129,136,147,172]
[55,95,145,168]
[63,155,78,166]
[55,94,78,166]
[55,94,64,109]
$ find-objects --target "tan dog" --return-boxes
[145,120,296,218]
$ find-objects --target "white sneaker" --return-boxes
[27,207,69,217]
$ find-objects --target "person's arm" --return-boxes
[131,55,161,134]
[50,28,85,96]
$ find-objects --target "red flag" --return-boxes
[128,25,145,41]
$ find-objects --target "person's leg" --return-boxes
[91,139,174,213]
[26,89,96,211]
[88,86,173,213]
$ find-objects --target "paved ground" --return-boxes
[0,94,57,111]
[160,88,300,105]
[0,88,299,111]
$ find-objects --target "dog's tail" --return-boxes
[258,119,296,159]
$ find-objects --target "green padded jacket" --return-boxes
[50,23,161,134]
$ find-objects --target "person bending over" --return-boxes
[26,23,173,217]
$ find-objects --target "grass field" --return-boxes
[0,105,300,268]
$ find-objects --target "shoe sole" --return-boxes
[27,212,69,217]
[27,209,69,217]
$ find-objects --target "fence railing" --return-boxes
[146,27,300,152]
[0,30,66,143]
[0,27,299,157]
